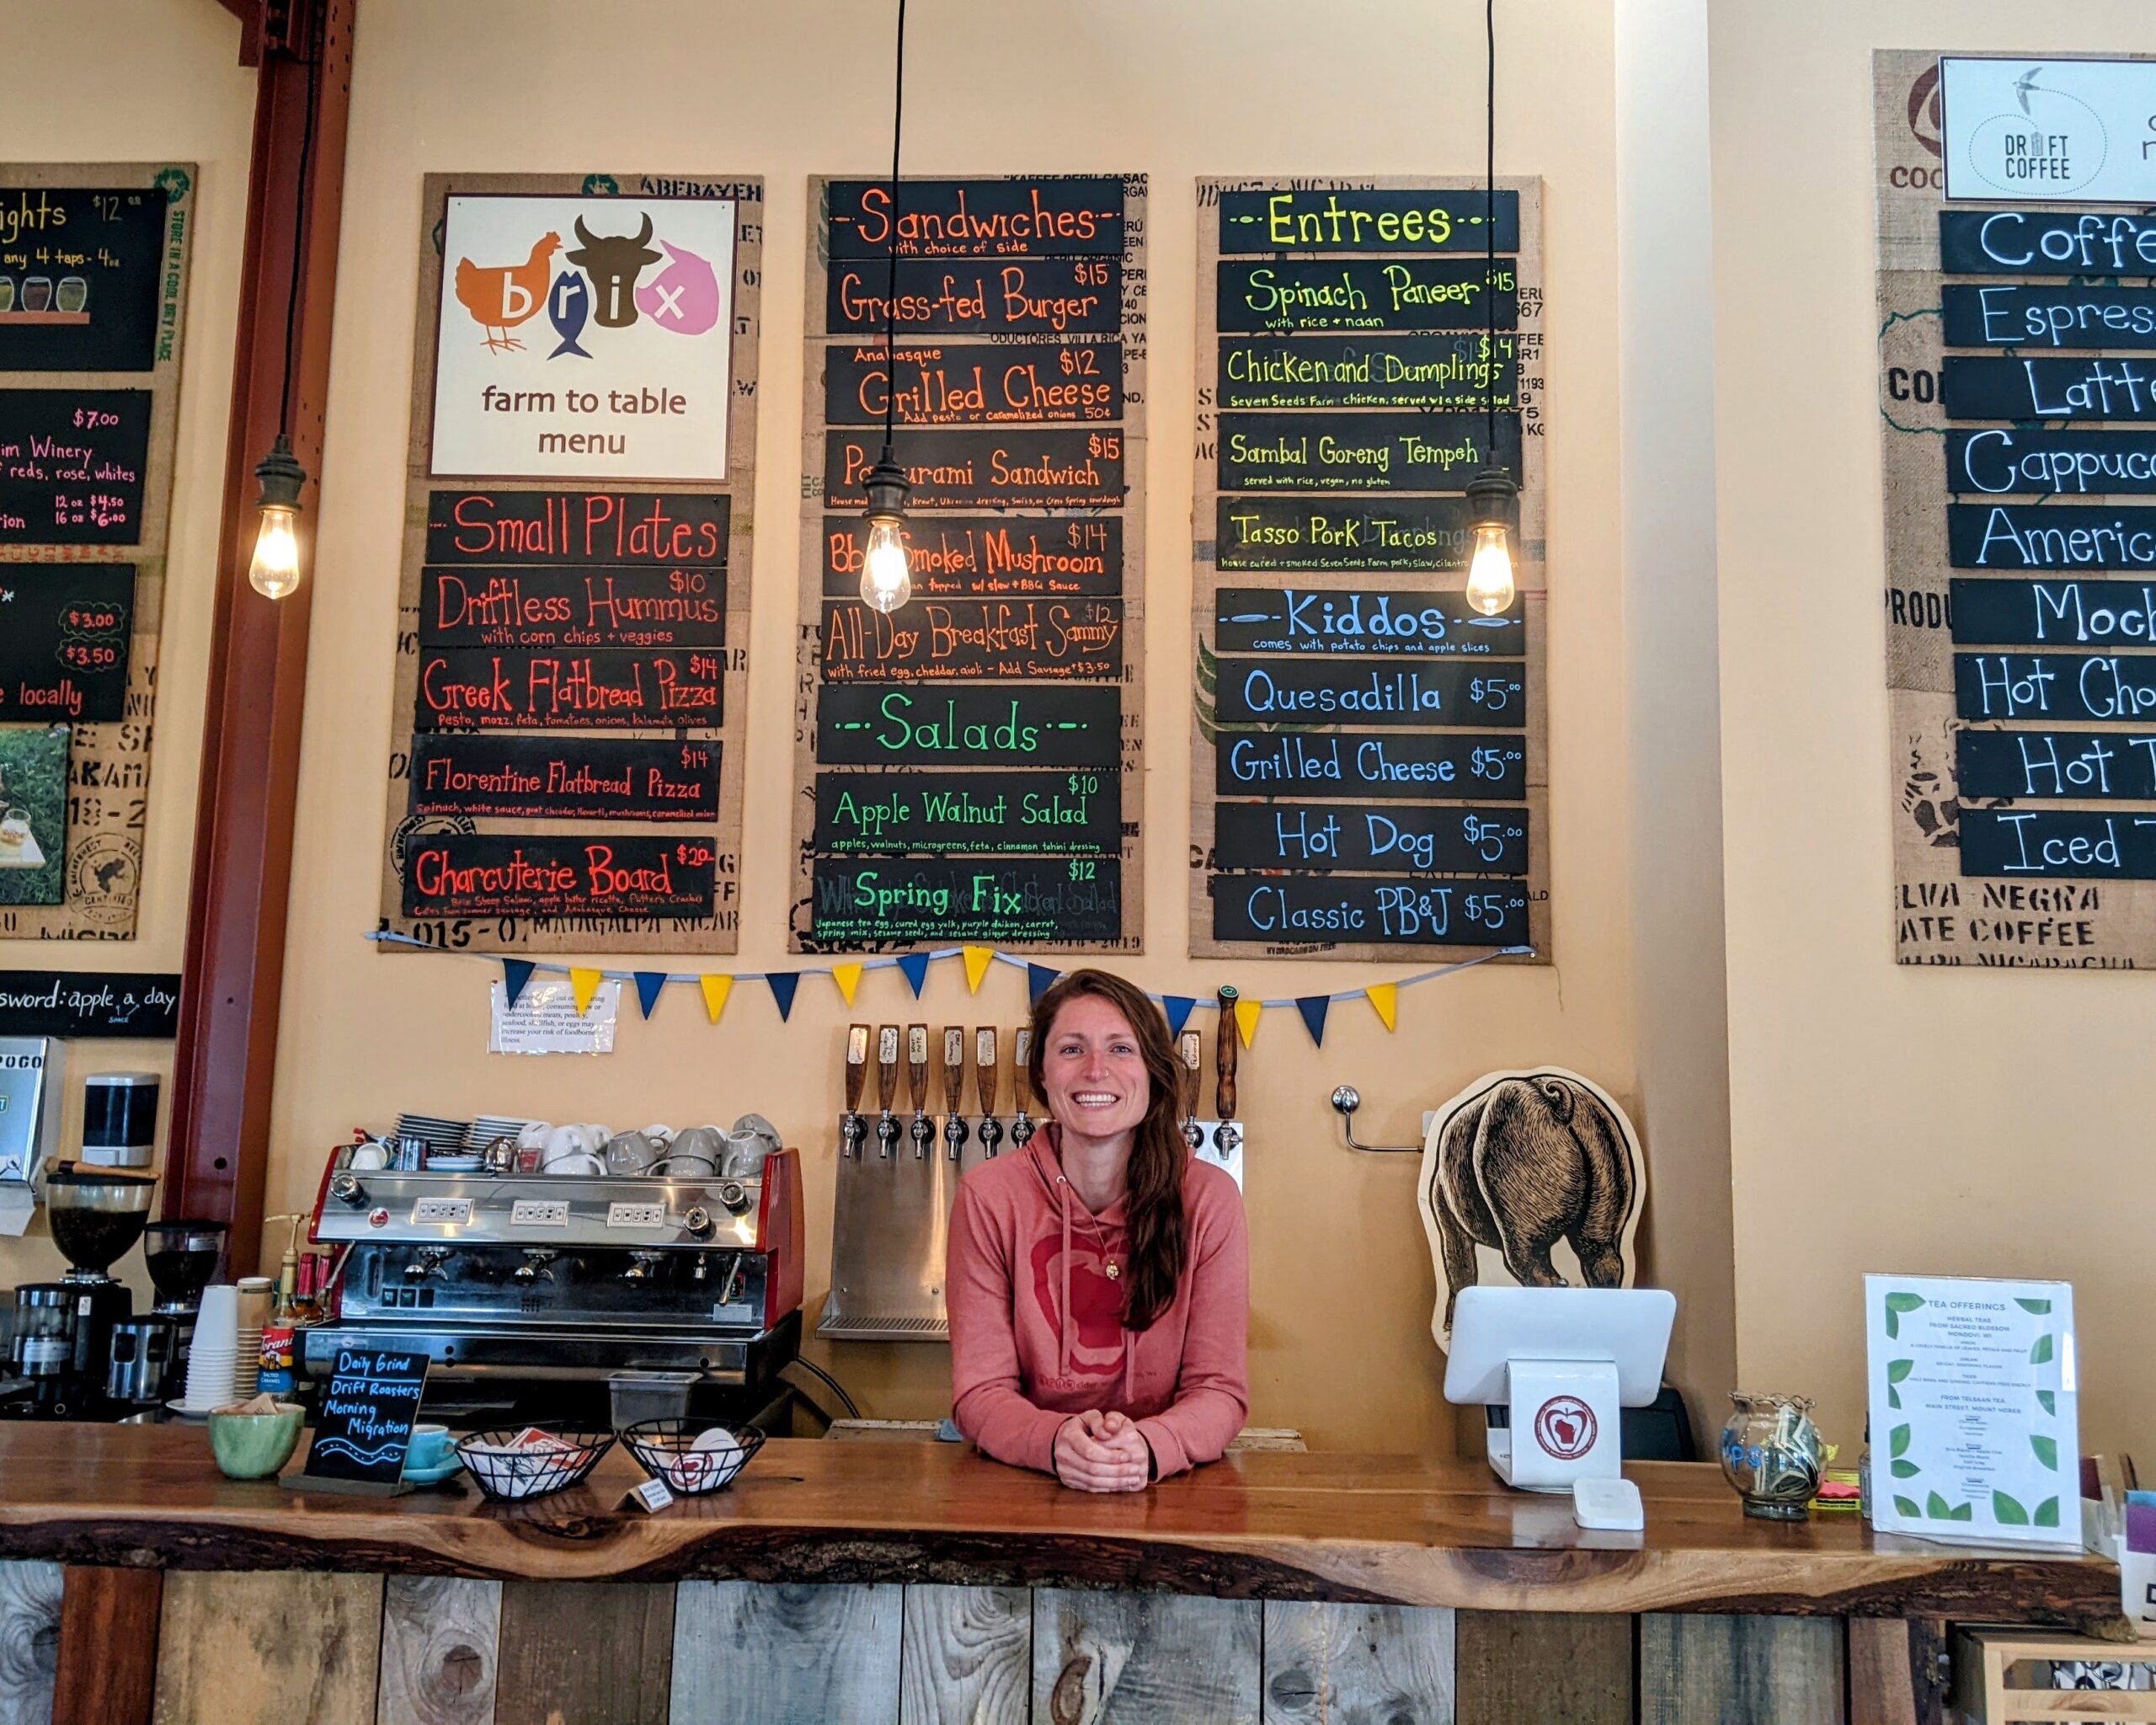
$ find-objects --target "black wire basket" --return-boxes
[454,1425,615,1502]
[619,1419,765,1495]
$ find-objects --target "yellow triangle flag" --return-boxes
[1365,982,1398,1032]
[963,946,995,993]
[569,968,604,1015]
[1233,996,1262,1049]
[831,962,863,1007]
[698,974,734,1024]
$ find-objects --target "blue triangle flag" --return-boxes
[502,959,536,1011]
[1296,994,1331,1046]
[1162,996,1198,1038]
[633,972,668,1019]
[766,972,801,1021]
[1027,963,1059,1007]
[897,952,931,997]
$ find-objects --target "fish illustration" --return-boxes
[634,242,721,336]
[547,269,591,359]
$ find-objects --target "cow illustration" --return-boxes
[566,213,664,328]
[1417,1068,1643,1346]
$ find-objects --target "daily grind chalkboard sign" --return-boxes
[792,174,1146,953]
[1873,47,2156,966]
[1192,177,1547,960]
[378,173,762,956]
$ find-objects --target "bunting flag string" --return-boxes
[376,932,1533,1045]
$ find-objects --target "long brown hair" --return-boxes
[1027,969,1188,1331]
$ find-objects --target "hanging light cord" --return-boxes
[880,0,907,460]
[277,0,324,438]
[1485,0,1497,461]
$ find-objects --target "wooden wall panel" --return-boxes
[1639,1614,1844,1725]
[1846,1619,1945,1725]
[670,1581,899,1725]
[900,1585,1028,1725]
[494,1579,672,1725]
[152,1571,382,1725]
[1033,1589,1261,1724]
[52,1566,162,1725]
[0,1561,61,1725]
[376,1575,499,1725]
[1262,1601,1454,1723]
[1454,1610,1631,1725]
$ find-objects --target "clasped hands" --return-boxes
[1053,1408,1153,1493]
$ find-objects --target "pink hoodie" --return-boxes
[947,1132,1250,1479]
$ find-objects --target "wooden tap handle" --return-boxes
[1177,1030,1203,1118]
[1215,987,1240,1122]
[942,1027,966,1114]
[844,1025,869,1113]
[1012,1028,1033,1112]
[907,1024,929,1113]
[876,1025,900,1111]
[975,1028,1000,1114]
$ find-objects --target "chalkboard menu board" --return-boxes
[378,174,762,954]
[1191,179,1548,959]
[790,176,1145,952]
[1873,50,2156,966]
[302,1346,428,1488]
[0,166,193,944]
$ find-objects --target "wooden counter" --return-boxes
[0,1423,2126,1725]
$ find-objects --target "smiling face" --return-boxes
[1040,993,1151,1151]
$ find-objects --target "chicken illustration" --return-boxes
[453,232,561,353]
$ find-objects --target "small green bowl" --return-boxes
[207,1404,305,1480]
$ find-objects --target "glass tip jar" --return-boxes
[1719,1391,1825,1521]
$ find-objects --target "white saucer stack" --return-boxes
[178,1283,239,1413]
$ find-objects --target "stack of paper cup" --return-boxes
[233,1277,271,1400]
[182,1284,240,1411]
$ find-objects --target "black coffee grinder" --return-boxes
[38,1165,156,1415]
[142,1217,227,1381]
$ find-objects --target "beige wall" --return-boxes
[1710,0,2156,1457]
[259,0,1649,1453]
[0,3,254,1302]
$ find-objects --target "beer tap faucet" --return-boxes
[1213,986,1243,1158]
[1179,1028,1204,1150]
[874,1025,901,1159]
[908,1024,935,1158]
[841,1024,869,1159]
[974,1028,1003,1158]
[1010,1027,1037,1149]
[942,1028,969,1161]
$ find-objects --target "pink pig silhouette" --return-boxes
[634,242,721,336]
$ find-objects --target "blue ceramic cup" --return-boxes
[403,1424,453,1473]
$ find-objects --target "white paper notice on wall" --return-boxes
[1865,1273,2080,1549]
[431,194,736,478]
[1941,57,2156,205]
[488,980,620,1056]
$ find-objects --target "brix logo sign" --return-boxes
[1533,1395,1597,1461]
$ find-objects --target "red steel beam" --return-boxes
[165,0,353,1274]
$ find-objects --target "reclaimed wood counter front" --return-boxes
[0,1423,2122,1724]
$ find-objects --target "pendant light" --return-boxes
[248,0,322,601]
[859,0,914,615]
[1463,0,1518,620]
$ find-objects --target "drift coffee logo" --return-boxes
[1532,1395,1597,1462]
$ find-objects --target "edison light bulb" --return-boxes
[1465,522,1515,617]
[860,517,911,614]
[249,503,302,600]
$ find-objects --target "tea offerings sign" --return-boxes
[1864,1274,2079,1547]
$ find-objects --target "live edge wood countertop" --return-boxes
[0,1423,2118,1626]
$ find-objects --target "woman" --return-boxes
[947,969,1249,1491]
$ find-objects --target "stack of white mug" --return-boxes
[179,1284,239,1413]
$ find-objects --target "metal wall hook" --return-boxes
[1330,1085,1422,1155]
